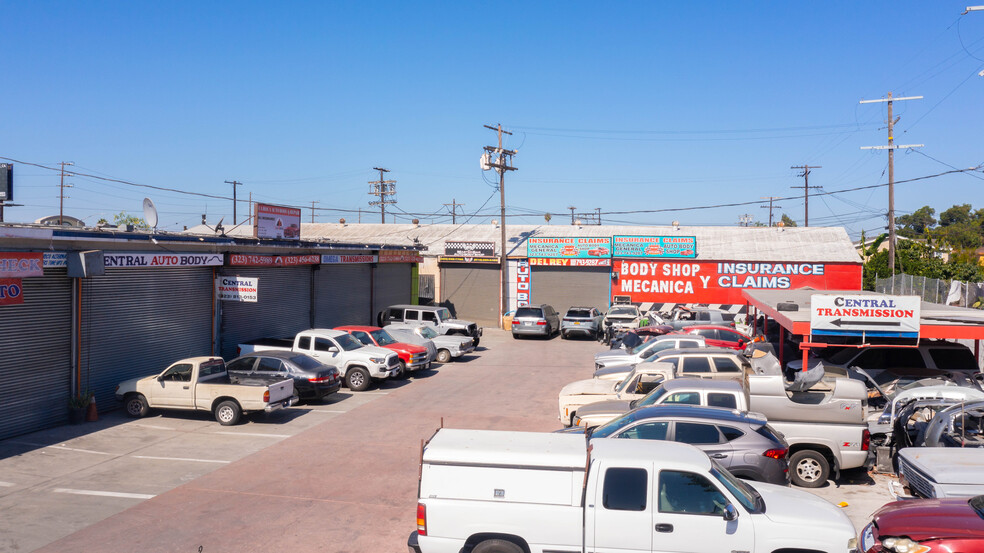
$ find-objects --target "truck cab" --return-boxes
[291,329,400,391]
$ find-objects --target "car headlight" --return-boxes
[882,537,930,553]
[369,357,385,364]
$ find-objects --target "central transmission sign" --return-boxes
[810,294,920,338]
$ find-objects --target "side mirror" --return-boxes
[327,346,339,353]
[723,504,739,521]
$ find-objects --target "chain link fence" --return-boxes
[875,273,984,309]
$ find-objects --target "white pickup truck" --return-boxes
[237,329,400,391]
[115,356,295,425]
[408,428,858,553]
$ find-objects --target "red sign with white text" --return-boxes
[379,250,423,263]
[0,278,24,305]
[229,254,321,266]
[529,258,612,267]
[516,260,531,307]
[611,260,861,304]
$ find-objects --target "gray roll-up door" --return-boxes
[372,264,411,323]
[79,267,214,411]
[219,266,312,360]
[0,268,72,439]
[441,264,499,326]
[532,266,612,315]
[313,264,372,328]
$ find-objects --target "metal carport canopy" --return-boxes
[742,288,984,340]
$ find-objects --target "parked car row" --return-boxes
[116,305,484,425]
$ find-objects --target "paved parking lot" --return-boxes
[1,329,896,552]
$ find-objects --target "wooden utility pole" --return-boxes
[761,196,782,226]
[860,92,923,275]
[568,206,576,225]
[59,162,74,225]
[444,198,464,224]
[310,200,319,223]
[484,124,517,321]
[368,167,396,223]
[225,180,242,225]
[790,165,821,227]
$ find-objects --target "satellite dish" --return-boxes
[142,198,159,229]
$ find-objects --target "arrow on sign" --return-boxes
[830,319,901,328]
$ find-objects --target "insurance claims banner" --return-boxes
[611,260,862,304]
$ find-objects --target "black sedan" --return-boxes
[227,351,341,402]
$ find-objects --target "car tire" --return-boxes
[346,367,372,392]
[512,333,520,340]
[398,361,408,379]
[789,450,830,488]
[471,539,523,553]
[436,349,452,364]
[214,400,242,426]
[561,331,567,340]
[124,394,149,418]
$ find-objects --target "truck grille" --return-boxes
[387,356,399,368]
[898,456,935,498]
[411,353,427,362]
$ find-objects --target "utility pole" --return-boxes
[483,124,517,321]
[738,214,753,227]
[860,92,924,275]
[760,197,782,226]
[790,165,822,227]
[568,206,576,225]
[59,162,74,225]
[443,198,464,224]
[310,200,319,223]
[368,167,396,223]
[225,180,242,225]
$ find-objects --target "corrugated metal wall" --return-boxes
[79,267,214,411]
[531,266,611,315]
[440,264,499,326]
[219,267,312,359]
[0,268,72,439]
[313,264,372,328]
[372,264,411,324]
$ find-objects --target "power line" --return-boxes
[790,165,822,226]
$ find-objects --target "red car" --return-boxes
[673,325,751,350]
[860,495,984,553]
[335,326,430,375]
[587,247,609,257]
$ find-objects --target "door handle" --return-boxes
[655,523,673,533]
[710,453,728,459]
[182,386,190,390]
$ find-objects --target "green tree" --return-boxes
[939,204,973,227]
[113,211,149,229]
[780,214,797,227]
[896,205,936,238]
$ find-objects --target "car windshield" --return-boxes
[589,410,639,438]
[628,341,650,355]
[289,355,323,371]
[827,348,861,365]
[636,384,669,407]
[971,495,984,520]
[609,306,638,316]
[334,333,364,351]
[710,462,761,513]
[370,329,398,346]
[436,308,452,321]
[418,326,438,339]
[515,308,543,318]
[567,309,593,318]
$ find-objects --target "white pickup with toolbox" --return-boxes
[409,428,858,553]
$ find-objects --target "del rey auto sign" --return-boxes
[811,294,920,338]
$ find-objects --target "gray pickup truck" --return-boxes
[380,304,482,347]
[385,323,475,363]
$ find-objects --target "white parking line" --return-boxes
[132,455,230,464]
[312,410,347,413]
[131,424,176,430]
[212,432,290,438]
[53,488,155,500]
[0,482,14,487]
[49,445,115,456]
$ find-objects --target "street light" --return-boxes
[963,5,984,13]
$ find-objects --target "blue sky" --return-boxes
[2,2,983,237]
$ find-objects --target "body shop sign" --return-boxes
[527,237,611,259]
[0,278,24,305]
[613,236,696,258]
[104,253,223,267]
[216,276,258,302]
[612,260,862,304]
[254,203,302,240]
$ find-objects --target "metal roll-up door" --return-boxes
[0,268,72,439]
[219,266,312,360]
[314,264,372,328]
[532,266,612,315]
[372,264,411,323]
[441,264,499,326]
[79,267,214,411]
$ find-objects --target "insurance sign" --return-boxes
[613,236,697,258]
[811,294,920,338]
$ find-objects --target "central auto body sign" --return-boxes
[216,276,258,302]
[103,253,224,267]
[612,260,862,304]
[527,237,611,259]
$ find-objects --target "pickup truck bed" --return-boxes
[239,337,295,350]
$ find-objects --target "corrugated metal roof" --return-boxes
[184,223,861,263]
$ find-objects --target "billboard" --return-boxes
[445,241,495,256]
[527,237,611,259]
[611,260,862,305]
[613,235,697,258]
[0,163,11,201]
[254,203,302,240]
[528,258,611,267]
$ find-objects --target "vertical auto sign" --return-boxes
[516,259,530,307]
